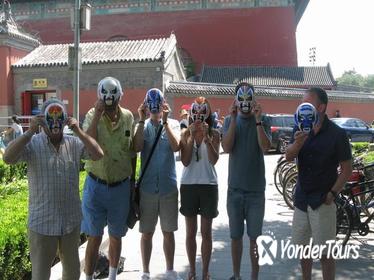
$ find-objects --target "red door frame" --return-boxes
[21,90,56,115]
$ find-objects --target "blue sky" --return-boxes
[296,0,374,78]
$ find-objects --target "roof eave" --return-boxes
[295,0,310,25]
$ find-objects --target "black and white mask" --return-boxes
[97,77,123,107]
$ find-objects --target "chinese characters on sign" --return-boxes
[32,79,48,88]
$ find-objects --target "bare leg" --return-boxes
[162,231,175,271]
[201,216,213,280]
[249,239,259,280]
[185,216,198,279]
[231,238,243,278]
[141,232,154,274]
[84,236,103,276]
[300,258,313,280]
[108,235,122,268]
[321,255,335,280]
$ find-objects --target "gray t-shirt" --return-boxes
[223,114,271,192]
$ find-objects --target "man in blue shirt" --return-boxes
[286,87,352,280]
[222,83,271,280]
[133,89,181,280]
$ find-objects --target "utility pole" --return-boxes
[73,0,81,122]
[71,1,90,123]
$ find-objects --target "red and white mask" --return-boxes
[190,98,210,123]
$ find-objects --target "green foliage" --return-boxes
[0,179,30,280]
[364,152,374,164]
[337,70,374,89]
[136,157,141,180]
[0,169,88,279]
[0,160,27,184]
[363,74,374,89]
[351,142,370,153]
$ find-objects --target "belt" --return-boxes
[88,172,128,187]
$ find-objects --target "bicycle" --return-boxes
[273,155,296,196]
[335,178,374,246]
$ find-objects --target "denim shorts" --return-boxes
[226,188,265,240]
[81,175,130,238]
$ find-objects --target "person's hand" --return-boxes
[189,123,197,139]
[162,103,170,123]
[94,100,105,117]
[202,122,211,142]
[252,101,262,122]
[293,130,308,147]
[230,100,238,119]
[66,117,79,133]
[325,192,335,205]
[29,115,45,134]
[138,103,147,122]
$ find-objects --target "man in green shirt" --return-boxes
[82,77,137,280]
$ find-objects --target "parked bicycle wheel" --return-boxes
[282,171,297,210]
[335,199,352,246]
[274,158,293,195]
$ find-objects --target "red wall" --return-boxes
[0,47,29,106]
[21,7,298,71]
[0,47,10,106]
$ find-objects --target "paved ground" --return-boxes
[75,154,374,280]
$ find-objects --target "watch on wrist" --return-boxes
[163,121,168,125]
[256,121,263,127]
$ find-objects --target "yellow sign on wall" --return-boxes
[32,79,48,88]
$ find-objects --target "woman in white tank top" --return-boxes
[180,97,220,280]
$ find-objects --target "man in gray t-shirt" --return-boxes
[222,82,271,280]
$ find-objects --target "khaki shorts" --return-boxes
[28,226,80,280]
[292,203,336,250]
[139,189,179,233]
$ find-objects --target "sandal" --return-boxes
[188,272,196,280]
[203,274,211,280]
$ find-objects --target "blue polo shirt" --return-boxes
[139,118,180,195]
[293,116,352,212]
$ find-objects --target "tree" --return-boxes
[336,70,364,86]
[337,70,374,90]
[363,74,374,89]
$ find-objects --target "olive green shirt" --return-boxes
[83,107,135,183]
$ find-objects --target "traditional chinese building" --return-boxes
[10,0,310,73]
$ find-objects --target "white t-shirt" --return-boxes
[11,123,23,137]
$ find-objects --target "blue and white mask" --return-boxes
[235,84,254,113]
[294,102,319,132]
[144,88,164,114]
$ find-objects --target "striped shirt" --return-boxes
[16,132,87,236]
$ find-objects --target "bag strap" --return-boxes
[137,123,164,186]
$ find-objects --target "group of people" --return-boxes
[3,77,352,280]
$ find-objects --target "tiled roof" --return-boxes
[13,34,177,68]
[0,4,39,45]
[200,65,336,88]
[165,81,374,103]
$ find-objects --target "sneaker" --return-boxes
[141,272,151,280]
[229,276,242,280]
[165,270,183,280]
